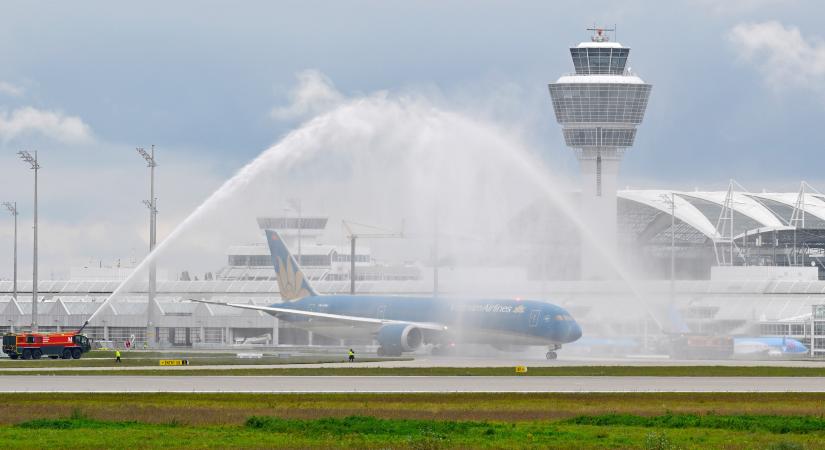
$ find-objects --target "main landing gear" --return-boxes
[429,344,456,356]
[377,346,402,357]
[545,345,561,360]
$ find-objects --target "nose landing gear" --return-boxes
[545,344,561,360]
[545,351,557,360]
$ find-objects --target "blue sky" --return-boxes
[2,1,823,180]
[0,0,824,274]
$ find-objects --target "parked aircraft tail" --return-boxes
[265,229,319,301]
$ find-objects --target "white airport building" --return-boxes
[2,191,825,355]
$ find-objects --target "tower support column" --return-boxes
[577,148,621,279]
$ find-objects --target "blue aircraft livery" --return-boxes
[734,337,808,357]
[193,229,582,358]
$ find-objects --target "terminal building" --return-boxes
[618,186,825,280]
[0,215,423,349]
[514,185,825,282]
[215,217,420,283]
[2,188,825,355]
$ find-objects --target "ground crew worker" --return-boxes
[348,348,355,362]
[115,349,121,363]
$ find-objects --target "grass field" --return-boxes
[0,393,822,448]
[4,365,825,376]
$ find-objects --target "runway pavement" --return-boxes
[3,375,825,392]
[2,355,825,371]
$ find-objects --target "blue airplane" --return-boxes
[193,229,582,359]
[734,336,808,357]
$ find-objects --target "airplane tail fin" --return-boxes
[265,229,319,301]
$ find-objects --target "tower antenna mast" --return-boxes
[586,26,616,42]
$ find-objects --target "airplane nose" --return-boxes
[567,321,582,342]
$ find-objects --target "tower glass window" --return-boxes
[571,48,630,75]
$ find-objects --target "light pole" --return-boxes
[287,198,302,265]
[1,202,17,303]
[18,151,39,332]
[136,146,158,347]
[670,192,675,297]
[432,213,439,298]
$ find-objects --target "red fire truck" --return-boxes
[2,332,92,360]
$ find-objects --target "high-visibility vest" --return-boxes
[348,351,354,356]
[115,351,121,357]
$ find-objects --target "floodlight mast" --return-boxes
[286,198,303,266]
[2,202,18,303]
[17,151,39,331]
[342,221,404,295]
[136,145,158,347]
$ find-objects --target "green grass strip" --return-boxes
[565,413,825,434]
[20,413,825,435]
[18,417,141,430]
[245,415,501,436]
[5,412,821,449]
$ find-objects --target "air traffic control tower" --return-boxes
[549,27,652,279]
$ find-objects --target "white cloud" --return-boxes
[0,81,24,97]
[728,21,825,90]
[0,106,93,143]
[270,70,344,120]
[693,0,795,15]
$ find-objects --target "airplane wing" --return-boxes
[189,299,448,332]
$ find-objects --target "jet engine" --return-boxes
[376,324,423,356]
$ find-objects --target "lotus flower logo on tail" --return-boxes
[266,229,317,301]
[277,255,311,301]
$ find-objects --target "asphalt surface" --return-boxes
[2,354,824,371]
[3,375,825,392]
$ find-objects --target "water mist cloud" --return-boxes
[270,70,346,121]
[107,72,569,300]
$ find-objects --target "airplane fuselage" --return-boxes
[270,295,582,347]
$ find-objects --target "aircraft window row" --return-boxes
[553,314,575,321]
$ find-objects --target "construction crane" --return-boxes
[342,220,404,294]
